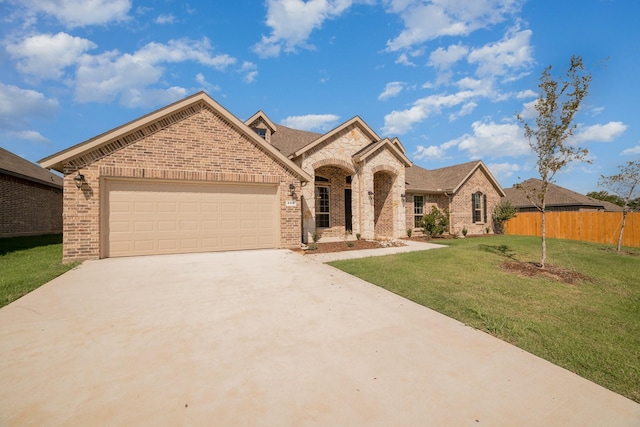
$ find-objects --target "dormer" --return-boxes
[245,110,277,144]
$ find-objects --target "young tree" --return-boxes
[492,200,517,234]
[598,160,640,251]
[516,56,592,268]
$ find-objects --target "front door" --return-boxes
[344,189,352,232]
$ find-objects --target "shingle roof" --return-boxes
[406,161,481,193]
[503,178,622,211]
[0,147,62,188]
[270,124,321,157]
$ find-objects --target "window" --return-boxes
[316,186,330,228]
[414,195,424,228]
[472,192,486,223]
[252,128,267,139]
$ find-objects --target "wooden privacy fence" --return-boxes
[504,211,640,248]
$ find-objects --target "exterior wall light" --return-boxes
[289,183,296,197]
[368,190,374,196]
[74,172,86,189]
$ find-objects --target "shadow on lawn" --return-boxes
[478,244,517,260]
[0,234,62,256]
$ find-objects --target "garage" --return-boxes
[105,180,279,257]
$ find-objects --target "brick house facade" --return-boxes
[40,92,504,261]
[1,147,63,237]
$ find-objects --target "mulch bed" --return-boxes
[303,239,405,254]
[501,260,592,285]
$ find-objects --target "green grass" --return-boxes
[330,235,640,403]
[0,234,77,308]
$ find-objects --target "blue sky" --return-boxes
[1,0,638,193]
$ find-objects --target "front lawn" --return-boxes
[0,234,77,308]
[330,235,640,403]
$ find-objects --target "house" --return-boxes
[504,178,624,212]
[1,147,63,237]
[40,92,504,262]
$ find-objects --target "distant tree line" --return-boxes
[587,191,640,211]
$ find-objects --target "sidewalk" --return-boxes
[304,239,446,262]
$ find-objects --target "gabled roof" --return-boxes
[245,110,277,133]
[1,147,62,188]
[39,92,311,182]
[504,178,621,211]
[406,160,505,196]
[352,138,412,167]
[289,116,380,159]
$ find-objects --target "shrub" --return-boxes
[356,233,361,240]
[346,241,355,247]
[421,206,449,237]
[462,227,468,237]
[492,200,517,234]
[407,228,412,238]
[312,232,320,243]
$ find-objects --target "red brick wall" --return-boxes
[0,174,62,237]
[62,105,301,261]
[450,169,502,235]
[405,193,448,233]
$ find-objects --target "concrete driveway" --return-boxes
[1,249,638,426]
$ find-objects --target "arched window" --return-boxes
[472,192,487,223]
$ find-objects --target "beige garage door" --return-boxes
[105,180,279,257]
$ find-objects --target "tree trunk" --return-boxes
[540,209,546,268]
[616,210,627,252]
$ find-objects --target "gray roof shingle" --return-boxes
[270,125,322,157]
[406,161,480,193]
[0,147,63,188]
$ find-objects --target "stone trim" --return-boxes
[371,164,399,176]
[312,158,356,174]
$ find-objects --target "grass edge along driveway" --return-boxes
[0,234,77,308]
[330,235,640,404]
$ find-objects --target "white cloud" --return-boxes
[240,61,258,83]
[253,0,353,58]
[467,28,533,77]
[621,146,640,156]
[74,38,236,105]
[382,90,475,134]
[155,14,176,24]
[444,121,529,159]
[15,0,132,28]
[2,130,50,144]
[487,162,520,181]
[0,83,58,128]
[413,145,448,160]
[120,87,188,109]
[428,43,468,69]
[516,89,536,99]
[378,82,404,100]
[385,0,522,52]
[195,73,221,93]
[280,114,340,132]
[571,122,628,144]
[6,32,97,80]
[395,53,416,66]
[519,99,537,120]
[448,101,477,121]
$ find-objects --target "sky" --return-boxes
[1,0,639,194]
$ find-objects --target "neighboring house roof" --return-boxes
[406,160,506,196]
[503,178,622,211]
[39,92,312,183]
[0,147,62,188]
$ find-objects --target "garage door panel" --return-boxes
[107,180,279,257]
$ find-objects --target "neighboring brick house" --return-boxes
[504,178,624,212]
[1,147,63,237]
[40,92,504,262]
